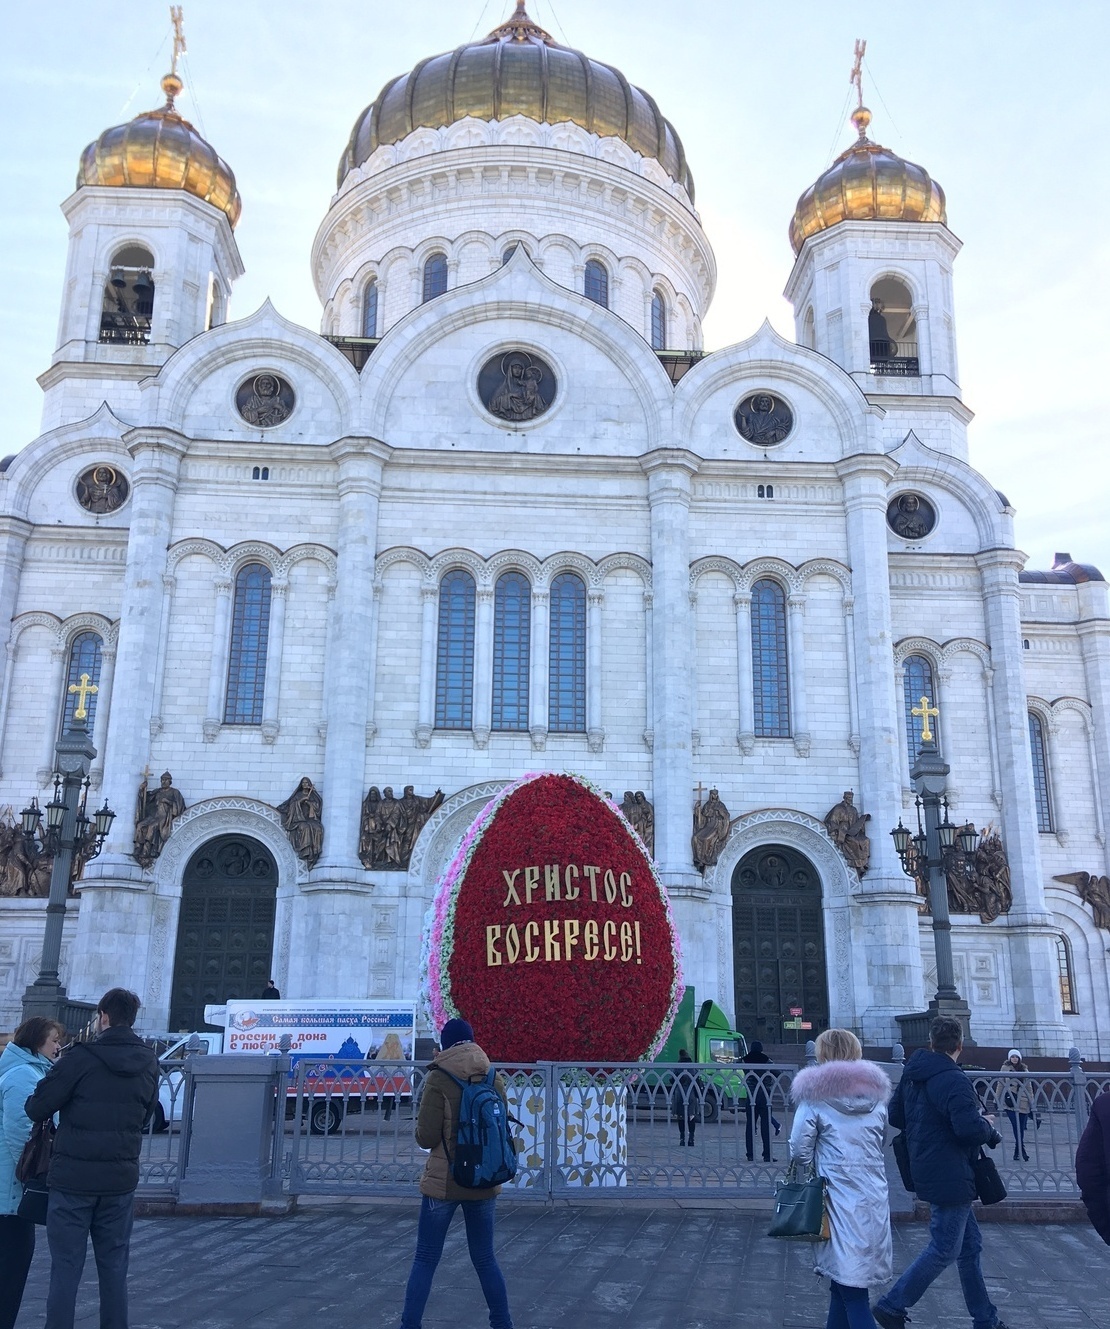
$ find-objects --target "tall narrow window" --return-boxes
[422,252,448,303]
[1056,934,1076,1014]
[650,291,667,350]
[584,259,609,309]
[492,572,530,731]
[751,579,789,737]
[1029,712,1054,832]
[224,563,272,724]
[61,632,103,732]
[435,570,475,729]
[903,654,937,772]
[549,572,586,732]
[362,280,378,337]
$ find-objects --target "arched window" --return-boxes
[1028,712,1054,833]
[869,277,918,376]
[802,307,816,350]
[362,280,378,338]
[224,563,272,725]
[650,291,667,350]
[903,655,938,772]
[549,572,586,732]
[100,245,155,345]
[751,579,789,737]
[61,632,103,732]
[1056,934,1077,1014]
[584,259,609,309]
[492,572,531,731]
[435,570,475,729]
[502,243,525,265]
[422,252,448,303]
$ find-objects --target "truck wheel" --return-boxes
[310,1100,343,1135]
[700,1095,719,1124]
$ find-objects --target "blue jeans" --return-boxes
[827,1281,877,1329]
[400,1196,512,1329]
[877,1203,998,1329]
[45,1189,135,1329]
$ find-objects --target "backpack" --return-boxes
[440,1067,517,1189]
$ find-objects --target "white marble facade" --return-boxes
[2,13,1109,1057]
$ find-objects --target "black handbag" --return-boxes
[15,1118,54,1226]
[768,1158,830,1241]
[971,1149,1007,1205]
[891,1130,915,1192]
[17,1178,49,1225]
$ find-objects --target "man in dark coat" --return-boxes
[26,987,158,1329]
[873,1016,1008,1329]
[742,1040,774,1162]
[1076,1088,1110,1245]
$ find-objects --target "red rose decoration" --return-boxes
[422,773,682,1063]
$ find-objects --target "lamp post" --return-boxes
[20,701,115,1025]
[890,698,977,1046]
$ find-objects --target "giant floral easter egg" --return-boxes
[421,773,682,1063]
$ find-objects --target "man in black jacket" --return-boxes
[26,987,158,1329]
[873,1016,1007,1329]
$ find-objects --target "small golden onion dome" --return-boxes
[77,73,241,228]
[789,105,945,255]
[339,1,693,198]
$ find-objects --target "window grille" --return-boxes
[650,291,666,350]
[492,572,531,730]
[751,579,789,737]
[422,253,448,302]
[548,572,586,732]
[1028,712,1054,832]
[61,632,103,732]
[584,259,609,309]
[435,570,475,729]
[903,655,938,771]
[224,564,272,724]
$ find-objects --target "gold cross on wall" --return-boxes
[68,672,99,721]
[911,694,939,744]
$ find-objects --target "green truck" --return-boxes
[635,987,749,1122]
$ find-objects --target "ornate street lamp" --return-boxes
[890,696,976,1046]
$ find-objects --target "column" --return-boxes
[836,453,924,1037]
[261,579,288,744]
[37,646,68,784]
[640,449,700,894]
[0,642,16,777]
[529,589,549,751]
[203,576,233,741]
[587,588,604,752]
[473,586,494,748]
[0,516,32,713]
[642,589,654,751]
[1045,717,1067,845]
[89,640,117,789]
[976,547,1064,1049]
[787,593,810,757]
[735,590,754,754]
[415,585,437,748]
[365,582,380,746]
[937,666,957,796]
[315,438,391,880]
[1076,580,1110,873]
[843,594,860,754]
[148,573,176,736]
[982,667,1003,809]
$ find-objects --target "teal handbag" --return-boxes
[768,1158,830,1241]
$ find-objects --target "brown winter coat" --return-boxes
[415,1040,509,1201]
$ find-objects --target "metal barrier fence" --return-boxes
[138,1062,191,1196]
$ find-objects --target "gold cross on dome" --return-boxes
[911,694,939,744]
[68,672,99,721]
[170,6,186,76]
[850,38,867,108]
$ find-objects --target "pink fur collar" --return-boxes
[791,1058,893,1107]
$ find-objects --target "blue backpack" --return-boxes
[440,1068,517,1189]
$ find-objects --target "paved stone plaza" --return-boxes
[14,1203,1110,1328]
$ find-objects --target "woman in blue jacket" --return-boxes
[0,1017,63,1329]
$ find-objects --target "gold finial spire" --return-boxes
[849,38,872,141]
[161,6,186,110]
[485,0,555,45]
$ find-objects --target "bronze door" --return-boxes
[731,845,829,1044]
[169,836,277,1032]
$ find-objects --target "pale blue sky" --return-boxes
[1,2,1105,573]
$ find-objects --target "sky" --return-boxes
[0,1,1106,574]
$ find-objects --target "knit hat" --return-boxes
[1007,1049,1022,1061]
[440,1018,474,1050]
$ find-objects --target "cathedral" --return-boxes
[2,4,1108,1056]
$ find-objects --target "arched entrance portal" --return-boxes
[731,844,829,1045]
[169,835,277,1032]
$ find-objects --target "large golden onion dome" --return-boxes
[338,1,693,198]
[789,106,945,255]
[77,72,241,229]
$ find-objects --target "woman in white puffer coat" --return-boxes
[789,1028,893,1329]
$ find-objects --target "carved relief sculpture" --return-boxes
[823,790,871,875]
[1054,871,1110,930]
[360,784,445,871]
[910,825,1012,923]
[478,351,556,422]
[133,771,187,870]
[886,492,936,540]
[76,464,129,514]
[621,790,655,857]
[276,776,324,870]
[692,787,731,873]
[236,372,295,428]
[0,816,54,897]
[734,392,793,446]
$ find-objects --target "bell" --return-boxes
[110,269,127,288]
[133,271,153,292]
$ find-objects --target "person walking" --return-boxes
[25,988,159,1329]
[0,1017,63,1329]
[995,1050,1033,1162]
[789,1028,892,1329]
[672,1049,700,1146]
[398,1018,513,1329]
[1076,1087,1110,1245]
[872,1016,1008,1329]
[743,1039,775,1161]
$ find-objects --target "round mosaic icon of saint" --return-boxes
[76,464,129,514]
[478,351,556,423]
[887,492,936,540]
[235,372,295,428]
[734,391,794,446]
